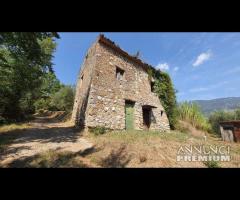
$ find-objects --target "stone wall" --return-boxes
[84,42,170,131]
[71,42,97,127]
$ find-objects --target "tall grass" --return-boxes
[177,102,211,132]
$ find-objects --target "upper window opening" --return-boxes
[80,74,84,87]
[116,67,125,81]
[151,81,155,92]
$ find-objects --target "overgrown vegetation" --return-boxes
[177,102,211,132]
[208,109,240,136]
[89,126,107,135]
[0,32,75,125]
[203,160,221,168]
[0,32,59,123]
[148,69,178,129]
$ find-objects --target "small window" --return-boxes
[80,75,84,87]
[116,67,125,81]
[161,110,164,116]
[151,81,155,92]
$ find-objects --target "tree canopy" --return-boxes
[0,32,59,121]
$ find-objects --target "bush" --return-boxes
[89,126,107,135]
[0,116,7,126]
[50,85,75,112]
[177,102,211,132]
[203,160,221,168]
[34,98,52,111]
[208,109,240,136]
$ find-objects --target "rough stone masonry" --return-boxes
[71,34,170,131]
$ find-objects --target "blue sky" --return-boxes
[53,32,240,102]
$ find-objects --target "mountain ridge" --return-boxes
[190,97,240,116]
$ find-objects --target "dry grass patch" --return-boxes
[0,123,31,134]
[0,123,32,154]
[85,130,240,168]
[5,149,96,168]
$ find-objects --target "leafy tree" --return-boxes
[50,85,75,112]
[34,72,62,111]
[208,109,240,135]
[0,32,59,121]
[235,108,240,119]
[38,72,62,99]
[0,32,59,71]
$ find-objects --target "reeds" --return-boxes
[177,102,211,132]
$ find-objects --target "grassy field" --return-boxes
[83,130,240,168]
[0,120,240,168]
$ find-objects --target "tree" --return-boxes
[0,32,59,71]
[34,72,62,111]
[50,85,75,112]
[0,32,59,121]
[152,70,178,129]
[208,108,240,135]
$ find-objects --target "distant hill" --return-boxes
[191,97,240,116]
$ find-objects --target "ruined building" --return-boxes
[71,35,170,131]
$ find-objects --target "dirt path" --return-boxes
[0,116,93,167]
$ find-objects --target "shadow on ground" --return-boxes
[4,145,102,168]
[98,144,131,168]
[0,116,87,165]
[0,119,82,145]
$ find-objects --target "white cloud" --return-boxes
[156,62,169,71]
[173,67,179,72]
[193,51,212,67]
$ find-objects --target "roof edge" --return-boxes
[97,34,158,73]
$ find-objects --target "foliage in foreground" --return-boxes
[177,102,211,132]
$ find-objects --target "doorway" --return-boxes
[142,107,151,130]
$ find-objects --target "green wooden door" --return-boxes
[125,103,134,130]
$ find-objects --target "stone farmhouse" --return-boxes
[71,34,170,131]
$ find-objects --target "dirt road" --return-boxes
[0,116,93,167]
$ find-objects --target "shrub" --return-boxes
[0,116,7,125]
[177,102,211,132]
[50,85,75,112]
[89,126,107,135]
[208,110,239,136]
[203,160,221,168]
